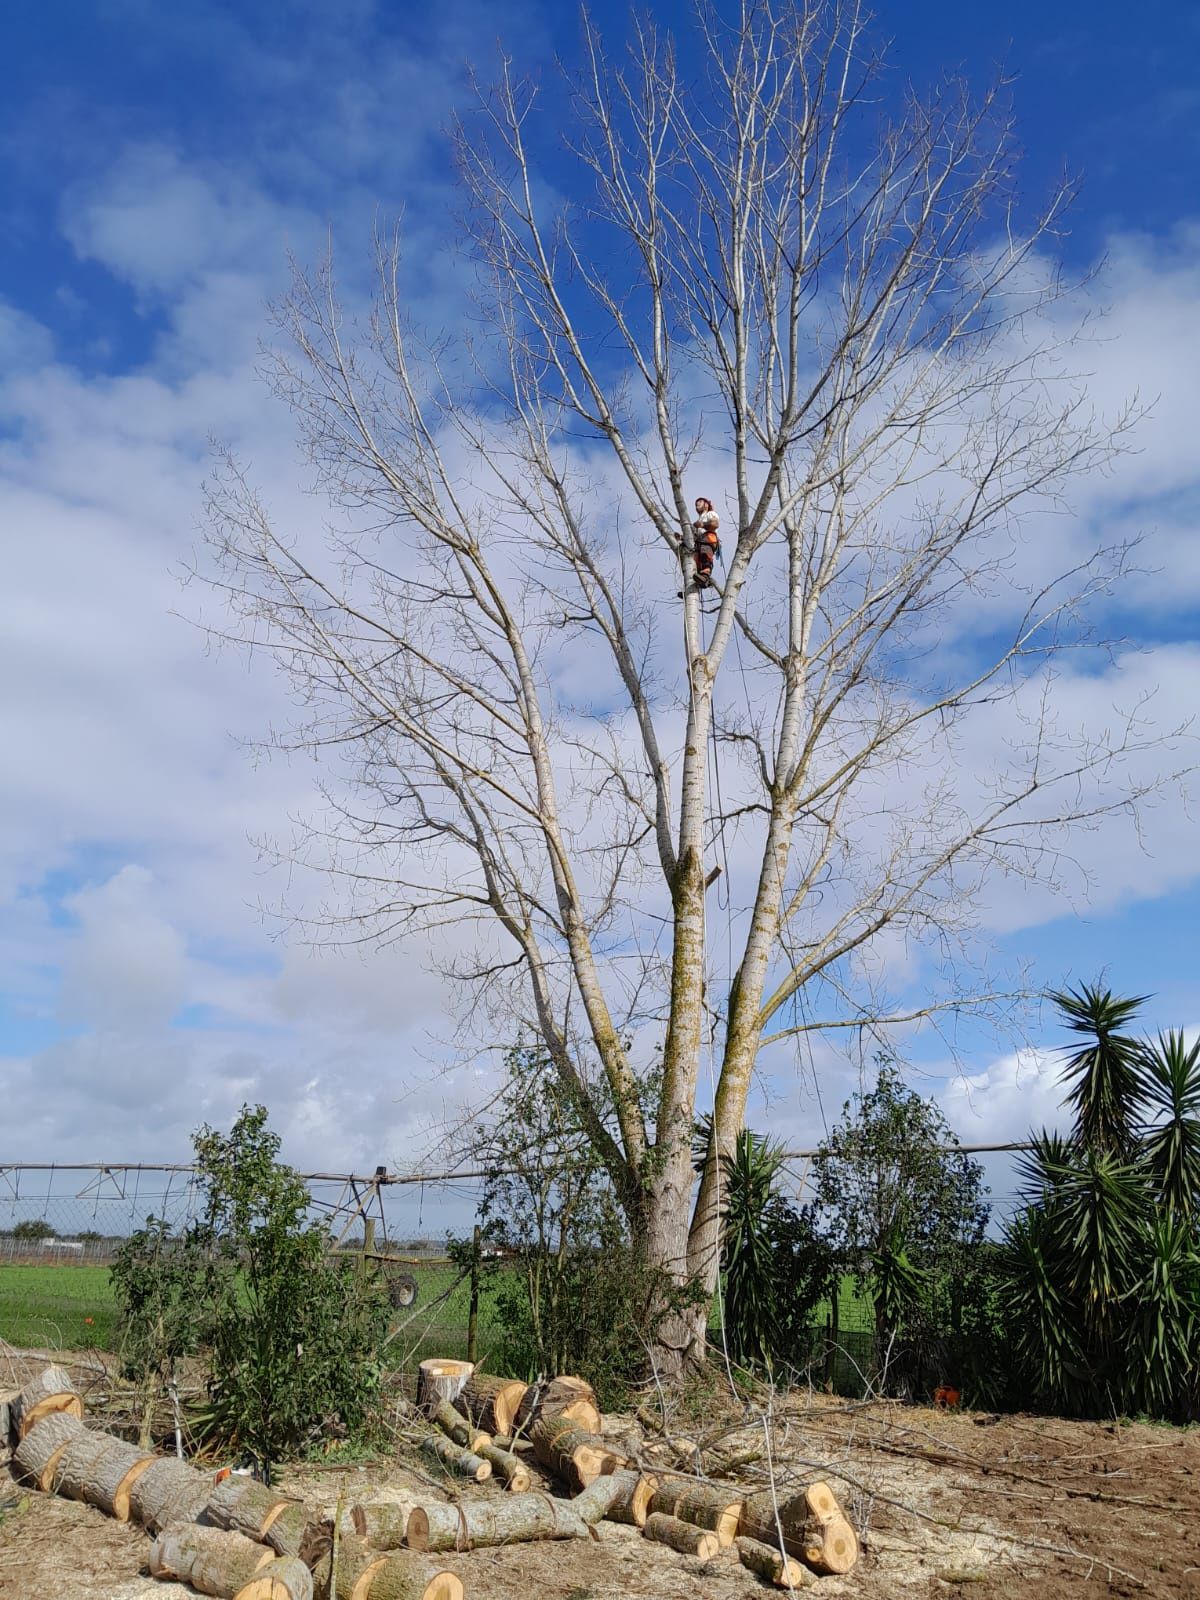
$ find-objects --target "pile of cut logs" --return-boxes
[2,1357,858,1598]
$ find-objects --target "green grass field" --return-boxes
[0,1265,120,1351]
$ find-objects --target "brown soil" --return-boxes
[2,1351,1198,1600]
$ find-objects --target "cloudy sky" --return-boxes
[2,0,1198,1228]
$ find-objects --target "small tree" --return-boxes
[813,1061,992,1393]
[111,1217,208,1446]
[12,1219,57,1241]
[469,1047,658,1403]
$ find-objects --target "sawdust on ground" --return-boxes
[2,1349,1199,1600]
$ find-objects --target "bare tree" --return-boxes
[202,0,1185,1372]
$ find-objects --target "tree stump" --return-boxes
[10,1364,83,1440]
[735,1535,813,1589]
[513,1377,600,1436]
[130,1455,213,1532]
[232,1555,314,1600]
[150,1521,277,1597]
[12,1411,85,1491]
[460,1372,527,1437]
[415,1360,473,1416]
[643,1512,720,1559]
[530,1414,622,1491]
[649,1480,743,1546]
[406,1493,590,1552]
[575,1467,657,1527]
[315,1535,463,1600]
[420,1434,491,1481]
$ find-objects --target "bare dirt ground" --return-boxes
[3,1348,1198,1600]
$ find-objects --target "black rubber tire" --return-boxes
[386,1270,419,1309]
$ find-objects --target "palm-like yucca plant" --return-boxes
[1138,1031,1200,1217]
[1050,983,1146,1158]
[1125,1214,1199,1417]
[1001,1206,1083,1409]
[716,1127,788,1369]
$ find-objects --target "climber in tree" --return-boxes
[690,497,721,589]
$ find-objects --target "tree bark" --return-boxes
[232,1556,314,1600]
[460,1372,527,1437]
[10,1364,82,1440]
[149,1521,276,1597]
[739,1482,859,1575]
[642,1512,720,1559]
[529,1414,622,1491]
[585,1467,658,1527]
[735,1536,813,1589]
[648,1480,743,1546]
[429,1399,490,1453]
[130,1455,213,1532]
[476,1441,530,1491]
[405,1493,590,1552]
[12,1411,84,1490]
[512,1377,599,1436]
[56,1430,154,1520]
[420,1434,490,1481]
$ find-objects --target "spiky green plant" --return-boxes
[1138,1031,1200,1218]
[1050,983,1146,1158]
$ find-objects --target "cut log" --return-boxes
[648,1480,743,1546]
[0,1386,20,1457]
[643,1512,720,1559]
[476,1440,530,1491]
[233,1555,314,1600]
[150,1521,276,1597]
[739,1482,859,1576]
[575,1466,657,1528]
[12,1411,85,1490]
[530,1413,622,1492]
[10,1364,83,1440]
[735,1535,813,1589]
[342,1502,414,1551]
[207,1474,311,1555]
[130,1455,213,1532]
[799,1512,858,1575]
[429,1398,490,1453]
[420,1433,490,1481]
[415,1359,473,1416]
[54,1429,154,1520]
[460,1372,527,1438]
[315,1534,460,1600]
[513,1376,600,1436]
[406,1492,590,1553]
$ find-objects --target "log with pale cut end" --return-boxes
[739,1481,859,1574]
[476,1441,530,1492]
[405,1493,590,1553]
[572,1467,656,1527]
[316,1535,463,1600]
[513,1376,600,1436]
[10,1364,83,1440]
[420,1433,490,1481]
[415,1359,474,1415]
[735,1536,813,1589]
[150,1520,277,1597]
[530,1413,621,1492]
[800,1512,858,1576]
[642,1512,720,1560]
[207,1474,313,1555]
[429,1398,490,1453]
[232,1555,314,1600]
[648,1480,743,1547]
[130,1455,213,1532]
[460,1371,527,1438]
[12,1410,85,1490]
[43,1425,147,1516]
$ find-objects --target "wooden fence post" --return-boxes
[466,1224,481,1365]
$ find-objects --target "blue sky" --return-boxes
[1,0,1199,1221]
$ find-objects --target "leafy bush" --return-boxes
[111,1106,390,1479]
